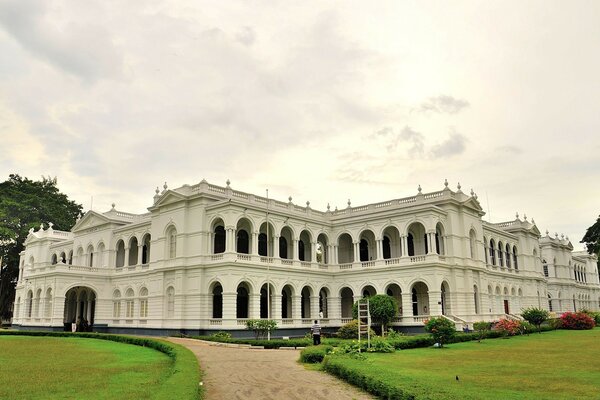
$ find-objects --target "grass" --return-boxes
[323,329,600,400]
[0,334,201,400]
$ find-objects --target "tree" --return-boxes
[424,317,456,347]
[352,294,398,336]
[581,215,600,265]
[521,307,550,333]
[0,175,83,321]
[473,321,492,342]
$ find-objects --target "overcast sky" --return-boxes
[1,0,599,249]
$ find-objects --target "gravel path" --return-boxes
[168,337,374,400]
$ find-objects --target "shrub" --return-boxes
[548,318,562,330]
[211,331,232,340]
[351,295,398,336]
[581,310,600,325]
[560,312,595,330]
[367,338,395,353]
[386,329,404,340]
[337,319,376,339]
[245,319,278,339]
[299,345,333,363]
[424,317,456,347]
[521,308,550,333]
[494,319,521,337]
[518,321,536,335]
[473,321,492,342]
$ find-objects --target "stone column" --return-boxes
[124,247,130,266]
[76,297,81,320]
[333,245,339,264]
[137,244,144,265]
[402,292,413,317]
[376,239,383,260]
[310,295,320,319]
[432,233,439,254]
[251,232,258,255]
[292,240,299,261]
[292,295,302,320]
[401,235,408,257]
[249,293,261,319]
[328,296,341,320]
[222,292,237,322]
[311,241,317,262]
[429,290,442,315]
[272,294,282,320]
[87,300,92,321]
[273,236,280,258]
[353,242,359,263]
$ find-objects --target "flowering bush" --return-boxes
[494,319,520,337]
[560,312,595,330]
[473,321,492,342]
[424,317,456,347]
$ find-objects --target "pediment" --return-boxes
[462,197,484,213]
[153,191,187,208]
[71,211,112,232]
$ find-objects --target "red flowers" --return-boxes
[494,319,520,336]
[560,312,595,330]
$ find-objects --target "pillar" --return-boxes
[272,294,282,320]
[124,247,130,266]
[376,239,383,260]
[310,295,320,319]
[222,292,237,321]
[429,290,442,315]
[292,240,299,261]
[333,245,339,264]
[353,242,359,263]
[251,232,258,255]
[432,233,439,254]
[273,236,280,258]
[137,244,143,265]
[87,299,92,321]
[401,235,408,257]
[311,241,317,262]
[76,297,81,320]
[249,293,261,319]
[292,295,302,320]
[402,292,413,317]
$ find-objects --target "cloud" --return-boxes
[431,132,467,157]
[235,26,256,46]
[373,125,425,156]
[497,145,522,155]
[419,95,469,114]
[0,0,122,81]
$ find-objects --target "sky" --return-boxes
[0,0,599,249]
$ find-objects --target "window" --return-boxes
[139,288,148,318]
[489,240,496,265]
[167,227,177,258]
[125,289,134,318]
[166,287,175,318]
[113,290,121,318]
[513,246,518,269]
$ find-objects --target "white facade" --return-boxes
[12,179,600,334]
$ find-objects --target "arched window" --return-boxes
[236,230,249,254]
[383,236,391,259]
[87,245,94,267]
[167,227,177,258]
[469,230,477,259]
[279,236,288,259]
[543,260,549,277]
[505,244,511,268]
[236,284,250,318]
[548,294,553,312]
[483,236,488,264]
[125,289,134,318]
[212,283,223,318]
[473,285,479,314]
[51,254,57,265]
[68,250,73,265]
[513,246,518,269]
[214,226,226,254]
[139,288,148,318]
[489,239,496,265]
[115,240,125,268]
[129,237,138,266]
[407,233,415,256]
[166,287,175,318]
[497,242,504,266]
[298,240,305,261]
[359,239,369,261]
[113,290,121,318]
[45,288,53,317]
[26,290,33,318]
[258,233,267,256]
[142,234,151,264]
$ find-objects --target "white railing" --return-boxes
[339,263,353,270]
[211,254,224,261]
[281,260,293,266]
[361,261,375,268]
[209,319,222,325]
[237,254,251,261]
[385,258,400,265]
[410,256,426,262]
[300,262,311,268]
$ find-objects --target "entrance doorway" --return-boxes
[503,300,510,314]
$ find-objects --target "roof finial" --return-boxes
[470,188,474,196]
[226,179,231,188]
[532,218,535,224]
[347,199,351,208]
[524,213,527,221]
[111,203,116,210]
[327,203,330,211]
[555,232,559,239]
[516,212,519,219]
[163,182,168,191]
[288,196,293,204]
[566,235,569,241]
[457,182,462,191]
[306,201,310,208]
[444,179,448,188]
[561,233,565,240]
[155,186,160,195]
[417,184,422,193]
[546,229,549,236]
[48,222,54,229]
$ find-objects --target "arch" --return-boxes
[279,226,294,259]
[236,282,251,318]
[301,286,313,319]
[361,284,376,298]
[25,290,33,318]
[340,287,354,318]
[35,288,42,318]
[359,229,376,261]
[411,281,429,316]
[63,286,97,329]
[497,241,504,266]
[281,284,295,318]
[489,239,496,265]
[165,286,175,318]
[96,242,105,268]
[469,229,477,259]
[513,246,519,269]
[337,233,354,264]
[166,226,177,259]
[505,243,512,268]
[435,222,445,255]
[213,217,226,254]
[128,237,138,266]
[68,250,73,265]
[473,285,480,314]
[382,225,401,259]
[45,287,53,318]
[116,240,125,267]
[407,222,427,256]
[211,282,223,319]
[258,222,276,257]
[319,287,330,318]
[125,288,135,318]
[299,230,312,261]
[235,217,252,254]
[260,283,275,318]
[385,283,402,316]
[51,254,58,265]
[141,233,151,264]
[86,245,94,267]
[316,233,329,263]
[542,259,549,277]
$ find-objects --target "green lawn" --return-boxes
[325,329,600,399]
[0,336,173,400]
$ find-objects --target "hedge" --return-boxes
[322,355,415,400]
[0,331,201,400]
[299,345,333,363]
[188,335,313,349]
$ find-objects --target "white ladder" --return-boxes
[357,298,371,352]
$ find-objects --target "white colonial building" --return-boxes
[12,179,600,335]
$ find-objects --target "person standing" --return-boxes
[311,320,321,345]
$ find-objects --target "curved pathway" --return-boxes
[168,337,373,400]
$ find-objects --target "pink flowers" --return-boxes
[494,319,520,337]
[560,312,595,330]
